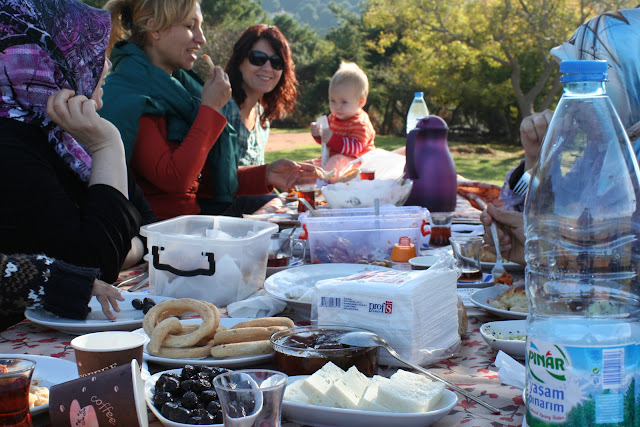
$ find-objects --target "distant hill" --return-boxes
[258,0,362,35]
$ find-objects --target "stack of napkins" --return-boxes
[312,265,460,367]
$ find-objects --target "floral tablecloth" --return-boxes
[0,306,524,427]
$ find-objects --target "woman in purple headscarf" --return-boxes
[0,0,156,284]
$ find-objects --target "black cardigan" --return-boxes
[0,118,156,283]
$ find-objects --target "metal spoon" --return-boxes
[298,197,319,216]
[338,330,502,414]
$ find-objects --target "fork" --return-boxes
[490,222,507,280]
[512,170,531,197]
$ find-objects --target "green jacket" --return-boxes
[100,41,238,206]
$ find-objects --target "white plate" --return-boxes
[0,354,78,415]
[132,318,273,368]
[282,376,457,427]
[480,261,525,272]
[264,264,393,318]
[145,368,223,427]
[24,293,175,335]
[470,285,528,320]
[480,320,527,359]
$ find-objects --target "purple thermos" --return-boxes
[403,115,457,212]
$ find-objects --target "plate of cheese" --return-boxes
[281,362,457,427]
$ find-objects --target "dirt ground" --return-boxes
[266,131,314,152]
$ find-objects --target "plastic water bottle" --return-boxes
[524,60,640,426]
[406,92,429,134]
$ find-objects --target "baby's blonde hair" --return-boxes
[329,61,369,99]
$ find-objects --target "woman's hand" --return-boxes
[520,109,553,170]
[201,66,232,111]
[265,159,317,189]
[91,279,125,321]
[480,204,526,265]
[46,89,121,154]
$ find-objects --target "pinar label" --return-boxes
[526,338,637,426]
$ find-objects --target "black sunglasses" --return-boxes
[247,50,284,70]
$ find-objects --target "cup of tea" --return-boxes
[449,236,483,283]
[295,184,316,213]
[429,212,453,247]
[71,331,146,377]
[0,357,36,427]
[268,230,306,268]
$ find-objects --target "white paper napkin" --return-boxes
[495,350,526,389]
[227,290,287,318]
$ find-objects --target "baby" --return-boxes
[311,61,376,173]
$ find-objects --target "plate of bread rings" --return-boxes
[132,298,295,368]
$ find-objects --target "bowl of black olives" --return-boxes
[145,365,231,426]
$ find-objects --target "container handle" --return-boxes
[299,224,309,240]
[151,246,216,277]
[420,219,429,236]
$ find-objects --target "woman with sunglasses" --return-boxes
[222,25,298,167]
[99,1,316,219]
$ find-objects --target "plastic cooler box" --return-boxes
[299,206,428,263]
[140,215,277,306]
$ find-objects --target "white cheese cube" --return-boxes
[377,369,445,412]
[283,377,311,404]
[358,375,392,412]
[325,366,371,409]
[299,362,345,407]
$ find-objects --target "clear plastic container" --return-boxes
[140,215,277,306]
[524,60,640,426]
[299,206,428,264]
[406,92,429,134]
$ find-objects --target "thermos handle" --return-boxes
[405,129,419,179]
[151,246,216,277]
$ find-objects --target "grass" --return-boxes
[266,131,524,186]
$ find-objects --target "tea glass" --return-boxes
[295,184,316,214]
[268,230,306,268]
[213,369,288,427]
[429,212,453,247]
[0,357,36,427]
[449,236,483,283]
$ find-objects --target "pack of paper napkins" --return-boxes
[311,254,460,367]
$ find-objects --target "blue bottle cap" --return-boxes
[559,60,607,83]
[414,92,424,97]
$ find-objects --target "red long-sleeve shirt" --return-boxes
[131,105,270,219]
[314,109,376,157]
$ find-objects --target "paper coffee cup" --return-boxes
[49,360,148,427]
[71,331,145,377]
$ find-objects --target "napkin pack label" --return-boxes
[320,296,393,314]
[526,337,636,426]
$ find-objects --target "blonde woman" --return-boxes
[100,0,317,219]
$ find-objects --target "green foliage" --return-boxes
[260,0,362,35]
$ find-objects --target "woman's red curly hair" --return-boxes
[225,25,298,128]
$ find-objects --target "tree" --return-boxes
[363,0,638,140]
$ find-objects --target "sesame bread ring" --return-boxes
[147,317,182,356]
[210,340,273,358]
[143,298,220,348]
[229,317,294,330]
[213,326,288,345]
[155,339,216,359]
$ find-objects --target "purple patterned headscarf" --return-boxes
[0,0,111,182]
